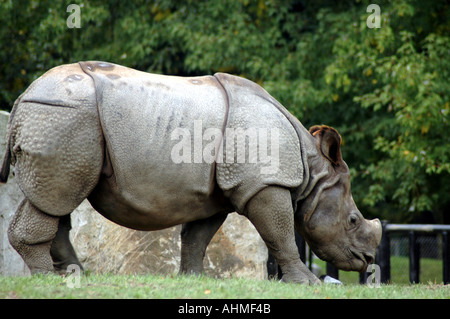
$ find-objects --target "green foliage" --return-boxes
[0,0,448,222]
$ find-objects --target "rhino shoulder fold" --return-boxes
[213,73,306,213]
[213,72,309,140]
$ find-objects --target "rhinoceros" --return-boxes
[0,61,381,284]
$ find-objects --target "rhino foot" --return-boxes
[278,261,322,285]
[281,272,321,285]
[8,199,59,275]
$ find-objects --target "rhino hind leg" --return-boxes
[10,95,103,217]
[50,215,83,274]
[8,199,60,274]
[7,91,103,274]
[179,213,229,275]
[245,186,320,285]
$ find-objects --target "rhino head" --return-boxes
[295,125,382,272]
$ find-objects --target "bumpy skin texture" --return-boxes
[8,199,59,274]
[213,73,304,213]
[2,61,382,283]
[246,186,320,284]
[8,63,103,216]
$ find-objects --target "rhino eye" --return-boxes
[349,214,358,225]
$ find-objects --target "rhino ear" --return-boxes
[309,125,342,166]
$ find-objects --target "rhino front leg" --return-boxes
[179,213,228,275]
[50,215,83,274]
[8,199,59,274]
[246,186,320,285]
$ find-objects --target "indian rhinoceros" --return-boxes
[0,61,381,284]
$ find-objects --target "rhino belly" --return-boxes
[88,173,232,231]
[80,62,229,228]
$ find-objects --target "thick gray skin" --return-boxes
[1,61,382,284]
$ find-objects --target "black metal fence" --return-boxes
[267,222,450,284]
[377,222,450,284]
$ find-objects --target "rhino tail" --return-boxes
[0,141,11,183]
[0,97,19,184]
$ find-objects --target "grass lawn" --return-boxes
[1,273,449,299]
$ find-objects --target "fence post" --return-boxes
[409,231,420,284]
[359,268,368,284]
[443,231,449,285]
[296,232,306,264]
[377,220,390,283]
[326,263,339,279]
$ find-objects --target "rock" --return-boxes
[205,213,268,279]
[0,111,268,279]
[0,111,29,276]
[70,201,183,275]
[70,201,268,279]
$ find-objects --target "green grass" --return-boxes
[1,274,449,299]
[313,256,445,285]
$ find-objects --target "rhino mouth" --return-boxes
[350,250,374,272]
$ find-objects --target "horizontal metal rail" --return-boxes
[379,222,450,284]
[385,224,450,232]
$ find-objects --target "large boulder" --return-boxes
[0,111,29,276]
[70,202,268,278]
[0,111,268,278]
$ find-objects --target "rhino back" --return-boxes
[214,73,304,213]
[79,62,228,215]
